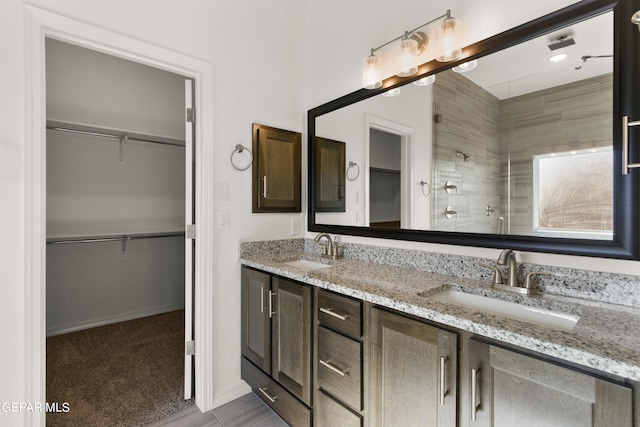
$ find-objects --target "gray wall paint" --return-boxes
[46,39,186,335]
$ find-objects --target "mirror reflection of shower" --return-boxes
[456,150,472,162]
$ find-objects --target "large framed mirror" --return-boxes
[308,0,640,259]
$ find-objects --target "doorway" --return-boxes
[44,39,194,425]
[24,7,217,423]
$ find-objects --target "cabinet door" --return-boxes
[315,137,346,212]
[272,277,312,405]
[241,268,271,373]
[370,308,457,427]
[252,123,301,212]
[467,339,632,427]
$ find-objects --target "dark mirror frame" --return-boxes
[308,0,640,260]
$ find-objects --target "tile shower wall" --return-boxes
[432,71,501,233]
[500,73,613,235]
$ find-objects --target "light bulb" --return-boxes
[362,54,382,89]
[437,17,462,62]
[397,38,419,77]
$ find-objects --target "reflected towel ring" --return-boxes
[420,181,431,197]
[230,144,253,171]
[347,161,360,181]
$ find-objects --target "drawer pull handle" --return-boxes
[320,307,348,321]
[319,359,348,377]
[259,387,278,403]
[268,291,276,318]
[471,368,480,421]
[439,356,447,406]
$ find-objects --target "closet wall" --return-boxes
[46,39,187,336]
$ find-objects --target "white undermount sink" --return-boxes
[283,259,332,270]
[429,289,579,331]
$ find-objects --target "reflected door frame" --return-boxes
[365,114,414,229]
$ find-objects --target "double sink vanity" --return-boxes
[239,238,640,427]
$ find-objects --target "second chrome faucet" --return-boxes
[481,249,548,295]
[314,233,343,260]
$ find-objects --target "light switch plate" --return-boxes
[217,210,229,229]
[216,182,229,202]
[290,218,300,235]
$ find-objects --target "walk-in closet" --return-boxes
[45,39,192,426]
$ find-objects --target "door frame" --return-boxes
[23,6,216,424]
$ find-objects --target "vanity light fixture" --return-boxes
[362,9,461,89]
[452,59,477,73]
[414,75,436,86]
[632,10,640,33]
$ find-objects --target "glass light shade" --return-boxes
[396,38,419,77]
[362,54,382,89]
[381,88,401,97]
[452,60,477,73]
[437,17,462,62]
[413,75,436,86]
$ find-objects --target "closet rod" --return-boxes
[46,120,186,148]
[46,231,184,245]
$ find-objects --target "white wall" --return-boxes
[1,0,304,420]
[303,0,640,276]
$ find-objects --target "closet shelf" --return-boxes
[47,120,186,148]
[46,231,184,245]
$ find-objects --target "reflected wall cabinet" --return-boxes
[314,137,346,212]
[252,123,301,213]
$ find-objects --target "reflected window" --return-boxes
[533,147,613,239]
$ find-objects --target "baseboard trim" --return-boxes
[46,302,185,336]
[211,381,253,410]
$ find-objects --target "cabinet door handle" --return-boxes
[319,307,348,321]
[262,176,267,198]
[471,368,480,421]
[260,287,265,314]
[268,291,276,318]
[258,387,278,403]
[319,359,348,377]
[439,356,447,406]
[623,115,640,175]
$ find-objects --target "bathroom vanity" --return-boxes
[239,239,639,427]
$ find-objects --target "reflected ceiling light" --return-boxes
[549,53,567,62]
[381,88,401,97]
[414,75,436,86]
[362,10,461,88]
[452,59,477,73]
[632,10,640,33]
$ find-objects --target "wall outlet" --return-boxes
[290,218,300,235]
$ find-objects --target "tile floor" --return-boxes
[147,392,288,427]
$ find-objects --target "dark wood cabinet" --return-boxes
[252,123,301,213]
[240,267,312,426]
[314,137,345,212]
[467,338,633,427]
[370,308,457,427]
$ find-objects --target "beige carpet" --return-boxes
[46,310,194,427]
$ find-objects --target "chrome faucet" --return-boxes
[497,249,518,287]
[314,233,337,259]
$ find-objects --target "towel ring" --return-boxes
[420,181,431,197]
[230,144,253,171]
[347,161,360,181]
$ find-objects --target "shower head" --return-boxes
[456,150,472,162]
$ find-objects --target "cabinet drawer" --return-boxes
[317,289,362,337]
[317,326,362,411]
[241,357,311,427]
[316,390,362,427]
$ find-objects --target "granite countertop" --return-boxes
[240,251,640,382]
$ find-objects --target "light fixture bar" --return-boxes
[369,10,451,55]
